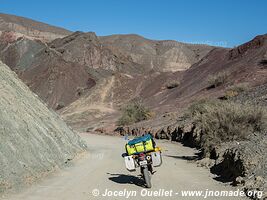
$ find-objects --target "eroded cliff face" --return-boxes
[0,61,86,193]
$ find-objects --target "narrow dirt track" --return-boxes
[2,133,248,200]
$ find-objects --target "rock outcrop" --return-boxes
[0,61,86,194]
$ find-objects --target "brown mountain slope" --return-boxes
[100,34,214,72]
[0,13,71,41]
[52,33,267,132]
[60,71,182,131]
[61,34,267,131]
[113,36,267,198]
[129,34,267,119]
[161,34,267,106]
[0,14,215,114]
[0,31,45,71]
[0,31,143,110]
[48,31,143,73]
[2,14,266,134]
[20,47,96,109]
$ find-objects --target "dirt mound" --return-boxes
[0,13,71,41]
[0,61,86,194]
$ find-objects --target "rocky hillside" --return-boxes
[0,30,211,116]
[49,34,267,132]
[113,34,267,133]
[0,14,266,134]
[0,13,266,198]
[49,31,142,73]
[0,30,145,109]
[0,31,45,71]
[20,45,97,109]
[110,35,267,199]
[100,34,213,72]
[0,61,86,194]
[5,32,266,133]
[0,13,71,42]
[0,14,214,118]
[135,34,267,113]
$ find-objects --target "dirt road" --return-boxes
[2,133,248,200]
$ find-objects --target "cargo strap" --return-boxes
[143,141,147,152]
[133,144,138,153]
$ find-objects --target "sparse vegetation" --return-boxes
[207,71,229,88]
[187,99,267,155]
[223,83,249,99]
[117,100,152,126]
[166,80,180,89]
[56,102,65,110]
[76,87,86,96]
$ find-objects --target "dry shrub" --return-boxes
[223,83,249,99]
[117,100,152,126]
[207,71,229,88]
[187,99,267,154]
[166,81,180,89]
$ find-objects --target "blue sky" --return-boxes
[1,0,267,47]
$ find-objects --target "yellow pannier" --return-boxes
[126,134,155,155]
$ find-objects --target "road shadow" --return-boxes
[165,154,199,161]
[210,162,238,184]
[107,173,146,187]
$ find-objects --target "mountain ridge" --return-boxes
[0,13,72,41]
[0,13,266,133]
